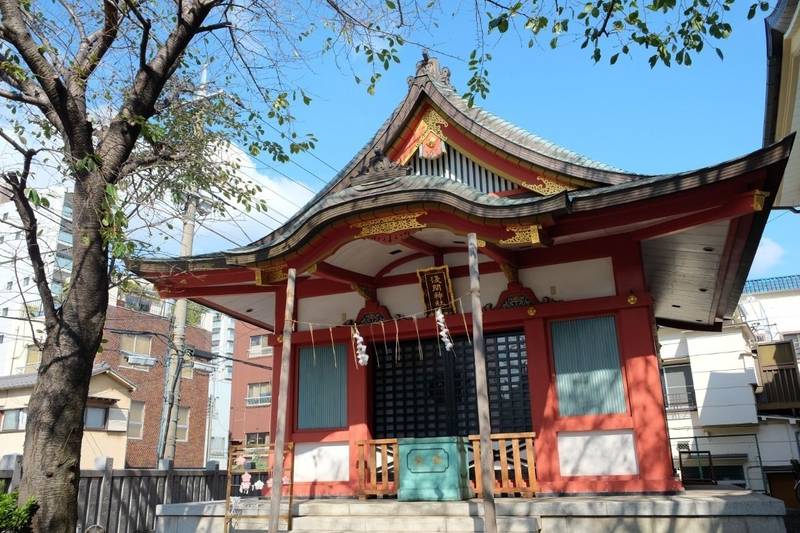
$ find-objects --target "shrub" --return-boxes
[0,486,37,533]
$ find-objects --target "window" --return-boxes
[245,432,268,446]
[1,213,6,221]
[5,281,11,290]
[176,407,190,442]
[249,335,272,357]
[57,228,72,244]
[1,409,25,431]
[120,334,152,356]
[0,235,4,244]
[246,382,272,406]
[550,316,627,417]
[662,364,696,410]
[15,231,21,240]
[22,277,29,287]
[2,308,8,317]
[0,335,4,344]
[127,401,145,439]
[25,345,41,372]
[297,344,347,429]
[84,407,108,430]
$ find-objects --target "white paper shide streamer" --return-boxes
[353,326,369,366]
[435,308,454,351]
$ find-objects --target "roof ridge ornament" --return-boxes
[351,150,411,187]
[409,51,451,88]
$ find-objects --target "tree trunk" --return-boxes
[17,174,109,533]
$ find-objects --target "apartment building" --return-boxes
[203,311,236,465]
[659,274,800,507]
[229,320,273,448]
[0,186,74,376]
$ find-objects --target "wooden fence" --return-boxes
[0,457,227,533]
[357,431,537,499]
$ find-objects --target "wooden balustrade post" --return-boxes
[269,268,296,533]
[468,233,497,533]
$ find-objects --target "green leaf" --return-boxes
[610,53,619,64]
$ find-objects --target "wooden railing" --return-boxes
[356,432,536,499]
[357,438,399,498]
[468,432,537,497]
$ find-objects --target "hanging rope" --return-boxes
[329,327,337,368]
[412,316,424,360]
[393,318,400,363]
[309,324,317,365]
[459,298,472,345]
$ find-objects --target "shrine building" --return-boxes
[130,57,793,498]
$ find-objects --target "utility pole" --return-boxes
[158,66,206,466]
[159,193,197,464]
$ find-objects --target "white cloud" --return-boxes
[189,143,317,254]
[750,237,785,277]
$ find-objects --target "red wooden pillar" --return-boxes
[348,341,370,493]
[525,318,561,489]
[617,306,678,487]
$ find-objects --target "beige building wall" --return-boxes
[0,372,132,469]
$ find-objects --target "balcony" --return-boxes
[757,366,800,410]
[756,341,800,411]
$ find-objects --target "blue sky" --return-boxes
[195,4,799,280]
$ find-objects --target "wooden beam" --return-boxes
[480,242,517,268]
[313,262,376,289]
[468,233,497,533]
[401,235,442,256]
[269,268,296,533]
[630,191,764,241]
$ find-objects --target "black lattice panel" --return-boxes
[372,331,532,439]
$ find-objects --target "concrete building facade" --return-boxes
[658,274,800,507]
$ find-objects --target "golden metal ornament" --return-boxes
[499,224,544,247]
[518,177,572,196]
[254,265,289,285]
[397,109,449,164]
[627,294,639,305]
[527,307,537,316]
[752,190,769,212]
[351,211,427,238]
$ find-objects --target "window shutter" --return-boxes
[297,344,347,429]
[551,316,626,416]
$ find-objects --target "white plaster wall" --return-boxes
[297,292,364,330]
[452,272,506,313]
[658,327,758,426]
[754,292,800,334]
[518,258,615,302]
[293,442,350,482]
[389,256,434,275]
[756,421,800,469]
[377,272,507,318]
[557,430,638,476]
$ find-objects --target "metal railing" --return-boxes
[665,390,697,411]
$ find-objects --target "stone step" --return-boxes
[295,499,539,517]
[291,515,540,532]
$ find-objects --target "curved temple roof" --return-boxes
[127,57,795,331]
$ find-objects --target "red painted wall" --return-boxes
[257,248,681,497]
